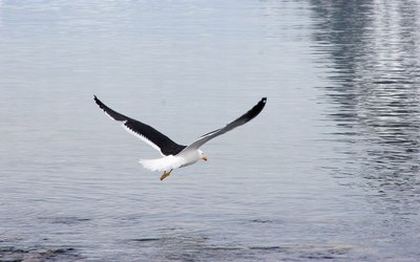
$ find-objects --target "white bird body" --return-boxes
[94,96,266,181]
[139,149,203,172]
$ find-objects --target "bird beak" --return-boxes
[202,156,208,161]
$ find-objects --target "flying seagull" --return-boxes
[94,96,267,181]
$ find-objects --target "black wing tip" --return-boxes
[257,97,267,110]
[93,95,120,120]
[93,95,101,105]
[93,95,107,111]
[93,95,101,104]
[245,97,267,120]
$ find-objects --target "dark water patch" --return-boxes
[0,246,80,262]
[38,216,91,225]
[118,214,143,221]
[304,254,335,260]
[249,246,284,251]
[250,219,273,224]
[296,245,352,260]
[129,238,160,242]
[0,246,29,253]
[372,80,414,85]
[0,246,29,262]
[206,246,243,251]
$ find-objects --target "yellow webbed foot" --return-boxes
[160,169,173,181]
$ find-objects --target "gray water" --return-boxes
[1,0,420,261]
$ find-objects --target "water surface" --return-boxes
[1,0,420,261]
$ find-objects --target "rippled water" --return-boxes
[1,0,420,261]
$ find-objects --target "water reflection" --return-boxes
[310,1,420,202]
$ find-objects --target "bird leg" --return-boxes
[160,169,173,181]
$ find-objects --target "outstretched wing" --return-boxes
[182,97,267,152]
[94,96,186,156]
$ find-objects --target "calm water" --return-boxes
[1,0,420,261]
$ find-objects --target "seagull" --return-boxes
[94,96,267,181]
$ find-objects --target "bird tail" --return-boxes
[139,156,181,172]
